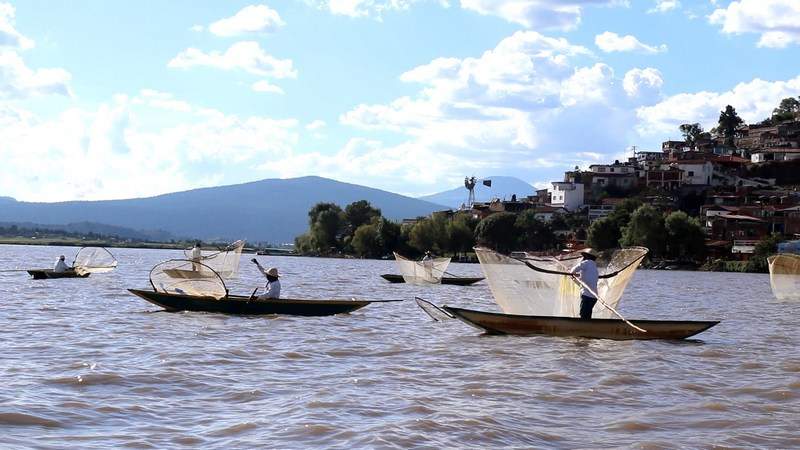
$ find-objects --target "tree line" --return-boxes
[294,200,561,258]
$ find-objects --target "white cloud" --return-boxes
[309,0,424,18]
[648,0,679,13]
[208,4,285,37]
[709,0,800,48]
[252,79,285,94]
[595,31,667,54]
[0,50,71,98]
[305,120,326,130]
[0,92,301,201]
[168,41,297,78]
[331,31,663,190]
[635,75,800,136]
[0,3,33,49]
[459,0,629,30]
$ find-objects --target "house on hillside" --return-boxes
[588,162,638,190]
[549,181,584,212]
[751,148,800,163]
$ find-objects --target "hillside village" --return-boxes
[434,98,800,264]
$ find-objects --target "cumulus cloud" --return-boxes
[0,92,301,201]
[168,41,297,78]
[252,79,285,94]
[0,51,71,98]
[459,0,629,30]
[709,0,800,48]
[0,3,33,49]
[208,4,285,37]
[635,75,800,136]
[331,31,665,190]
[309,0,424,18]
[595,31,667,54]
[648,0,679,13]
[306,120,326,130]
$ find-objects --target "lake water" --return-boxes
[0,244,798,448]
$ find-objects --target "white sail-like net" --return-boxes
[150,259,228,299]
[475,247,648,318]
[184,240,245,279]
[393,252,451,285]
[768,254,800,301]
[73,247,117,274]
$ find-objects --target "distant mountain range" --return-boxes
[0,176,447,244]
[419,176,536,209]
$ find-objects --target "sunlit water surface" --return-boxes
[0,245,798,448]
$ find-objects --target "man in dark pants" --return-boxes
[572,249,599,319]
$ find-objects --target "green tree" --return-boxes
[409,215,448,255]
[664,211,706,260]
[620,205,666,256]
[474,212,518,253]
[446,214,477,255]
[679,123,704,147]
[716,105,744,146]
[351,223,380,258]
[746,233,783,272]
[375,217,401,256]
[515,210,556,251]
[587,217,620,250]
[307,203,344,253]
[344,200,381,232]
[294,233,315,254]
[772,97,800,122]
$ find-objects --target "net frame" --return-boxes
[149,259,228,300]
[393,252,451,285]
[72,247,118,275]
[768,253,800,301]
[184,240,245,279]
[475,247,648,318]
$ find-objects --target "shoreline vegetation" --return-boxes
[292,199,781,273]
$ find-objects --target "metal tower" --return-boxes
[464,176,477,209]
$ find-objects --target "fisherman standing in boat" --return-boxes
[572,249,599,319]
[252,259,281,299]
[190,241,202,271]
[53,255,71,273]
[421,251,434,279]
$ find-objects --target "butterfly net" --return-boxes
[768,254,800,301]
[475,247,648,318]
[184,240,245,279]
[393,252,451,285]
[150,259,228,299]
[73,247,117,275]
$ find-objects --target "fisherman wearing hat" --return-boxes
[572,249,599,319]
[190,241,203,271]
[251,258,281,299]
[53,255,71,273]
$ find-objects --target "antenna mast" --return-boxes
[464,176,476,209]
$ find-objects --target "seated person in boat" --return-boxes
[571,249,599,319]
[252,259,281,299]
[190,241,202,270]
[53,255,71,273]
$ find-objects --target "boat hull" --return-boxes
[128,289,394,316]
[380,274,484,286]
[27,269,90,280]
[443,306,719,340]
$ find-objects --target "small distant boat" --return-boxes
[129,289,399,316]
[443,306,719,340]
[27,269,90,280]
[380,274,484,286]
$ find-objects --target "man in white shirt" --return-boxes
[252,258,281,299]
[572,249,599,319]
[53,255,71,273]
[190,242,202,270]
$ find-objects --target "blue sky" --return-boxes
[1,0,799,201]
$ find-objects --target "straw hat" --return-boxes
[579,248,597,260]
[266,267,280,277]
[59,255,66,260]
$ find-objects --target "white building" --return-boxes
[549,182,584,212]
[674,160,713,185]
[751,149,800,163]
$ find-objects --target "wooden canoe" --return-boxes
[380,274,484,286]
[27,269,90,280]
[128,289,401,316]
[443,306,719,340]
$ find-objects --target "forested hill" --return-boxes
[0,176,447,243]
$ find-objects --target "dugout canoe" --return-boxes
[380,274,484,286]
[443,306,719,340]
[128,289,401,316]
[27,269,90,280]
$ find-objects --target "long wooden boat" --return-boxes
[443,306,719,340]
[27,269,90,280]
[128,289,401,316]
[380,274,484,286]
